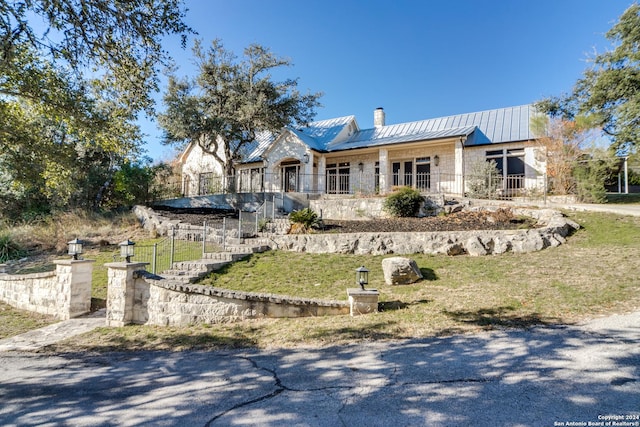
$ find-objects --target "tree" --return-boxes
[536,3,640,154]
[531,114,600,195]
[158,39,322,178]
[0,1,191,217]
[1,0,192,115]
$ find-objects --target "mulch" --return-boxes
[154,207,538,233]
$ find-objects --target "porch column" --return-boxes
[302,153,312,193]
[454,138,465,196]
[378,148,389,194]
[317,156,326,194]
[264,164,275,193]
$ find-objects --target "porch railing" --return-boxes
[153,171,548,202]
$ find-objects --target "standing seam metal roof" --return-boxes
[240,104,535,162]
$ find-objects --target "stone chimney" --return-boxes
[374,107,385,128]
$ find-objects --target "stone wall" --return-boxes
[105,263,349,327]
[270,208,579,256]
[0,260,94,319]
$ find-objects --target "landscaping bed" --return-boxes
[155,206,538,233]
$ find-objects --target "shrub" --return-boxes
[383,186,423,217]
[289,208,320,233]
[467,160,501,199]
[0,232,26,263]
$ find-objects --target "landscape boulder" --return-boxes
[382,257,423,285]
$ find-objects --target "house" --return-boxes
[179,104,545,199]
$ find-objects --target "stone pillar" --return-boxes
[347,288,379,316]
[378,149,388,194]
[317,156,326,194]
[54,259,95,319]
[454,139,465,196]
[105,262,148,327]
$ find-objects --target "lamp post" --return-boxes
[355,265,369,290]
[67,238,83,260]
[119,239,135,263]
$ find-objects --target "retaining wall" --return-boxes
[270,208,579,256]
[105,262,349,327]
[0,260,94,319]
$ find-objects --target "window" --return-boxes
[415,157,431,190]
[486,148,525,189]
[239,168,263,192]
[392,158,431,190]
[326,162,350,194]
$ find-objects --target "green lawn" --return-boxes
[50,210,640,351]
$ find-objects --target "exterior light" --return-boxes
[302,153,309,164]
[355,265,369,290]
[433,155,439,167]
[119,239,136,263]
[358,162,364,172]
[67,238,83,260]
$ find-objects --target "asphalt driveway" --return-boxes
[0,311,638,426]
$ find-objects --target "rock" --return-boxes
[382,257,423,285]
[465,236,488,256]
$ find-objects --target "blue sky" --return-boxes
[145,0,633,161]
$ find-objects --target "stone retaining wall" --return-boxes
[0,260,94,319]
[270,208,579,256]
[106,263,349,327]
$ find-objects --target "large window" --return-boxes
[486,148,525,189]
[392,157,431,190]
[326,162,350,194]
[238,168,263,192]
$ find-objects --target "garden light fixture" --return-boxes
[119,239,135,263]
[355,265,369,290]
[67,238,83,260]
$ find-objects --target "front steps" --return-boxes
[158,242,270,284]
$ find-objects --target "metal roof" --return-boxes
[329,125,478,151]
[239,104,536,162]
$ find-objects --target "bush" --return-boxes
[0,232,26,263]
[289,208,320,233]
[383,186,423,217]
[467,160,502,199]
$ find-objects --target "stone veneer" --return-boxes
[0,259,94,319]
[269,208,579,256]
[105,264,349,326]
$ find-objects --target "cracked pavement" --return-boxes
[0,311,639,426]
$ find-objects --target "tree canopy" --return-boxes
[0,1,192,218]
[158,39,322,176]
[536,3,640,154]
[1,0,191,115]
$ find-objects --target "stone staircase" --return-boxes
[158,240,271,284]
[258,218,291,236]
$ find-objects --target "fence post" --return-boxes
[152,243,157,274]
[543,172,548,206]
[238,214,243,241]
[170,227,175,267]
[255,210,259,235]
[202,220,207,255]
[222,217,226,251]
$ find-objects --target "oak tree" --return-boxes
[158,39,322,178]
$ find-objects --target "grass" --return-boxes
[0,302,57,339]
[42,209,640,352]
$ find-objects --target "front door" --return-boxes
[283,165,299,192]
